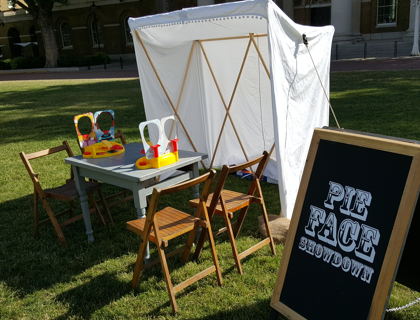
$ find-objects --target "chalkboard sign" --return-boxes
[271,128,420,320]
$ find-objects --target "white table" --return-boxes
[65,143,208,255]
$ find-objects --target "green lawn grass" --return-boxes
[0,71,419,319]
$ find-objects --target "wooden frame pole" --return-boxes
[168,40,197,140]
[135,30,272,173]
[199,40,251,172]
[201,34,267,42]
[249,33,270,79]
[135,30,207,169]
[156,41,197,183]
[209,36,253,170]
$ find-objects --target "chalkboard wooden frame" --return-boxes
[271,128,420,320]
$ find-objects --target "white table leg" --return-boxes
[191,184,199,199]
[191,162,201,240]
[133,185,150,260]
[73,166,94,243]
[191,162,200,199]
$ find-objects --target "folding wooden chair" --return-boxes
[20,141,110,247]
[190,151,276,275]
[77,129,134,223]
[127,169,223,313]
[114,129,127,145]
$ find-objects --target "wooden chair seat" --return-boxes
[44,180,102,201]
[127,207,202,245]
[190,151,276,275]
[127,170,222,313]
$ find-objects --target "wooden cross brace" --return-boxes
[135,30,275,173]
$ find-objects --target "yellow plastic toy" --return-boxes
[135,116,179,170]
[83,140,125,159]
[136,148,178,169]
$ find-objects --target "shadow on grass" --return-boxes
[0,190,140,296]
[144,296,287,320]
[0,79,145,146]
[53,272,131,320]
[0,179,267,294]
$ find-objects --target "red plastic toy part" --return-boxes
[171,139,179,152]
[150,144,160,158]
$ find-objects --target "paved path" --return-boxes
[0,69,139,81]
[330,57,420,72]
[2,57,420,81]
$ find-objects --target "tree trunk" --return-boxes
[37,3,59,68]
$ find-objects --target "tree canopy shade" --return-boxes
[11,0,69,67]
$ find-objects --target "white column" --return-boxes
[331,0,359,42]
[411,1,420,55]
[282,0,294,20]
[351,0,361,35]
[197,0,214,6]
[405,1,418,40]
[409,1,417,32]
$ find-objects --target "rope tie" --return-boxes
[302,34,341,129]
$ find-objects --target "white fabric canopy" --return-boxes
[129,0,334,219]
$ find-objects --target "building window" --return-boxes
[377,0,397,25]
[124,17,133,44]
[60,22,72,48]
[311,6,331,27]
[91,19,104,47]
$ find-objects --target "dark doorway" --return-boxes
[30,26,40,57]
[8,28,22,58]
[311,6,331,26]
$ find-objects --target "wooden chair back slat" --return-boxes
[115,129,127,145]
[25,143,68,160]
[226,153,265,174]
[20,141,74,185]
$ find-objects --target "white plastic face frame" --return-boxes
[160,115,176,153]
[93,110,115,142]
[138,116,176,159]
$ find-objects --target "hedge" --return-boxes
[58,52,111,67]
[0,52,110,70]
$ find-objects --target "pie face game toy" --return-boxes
[73,110,125,158]
[136,116,179,170]
[83,140,124,159]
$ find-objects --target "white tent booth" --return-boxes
[128,0,334,219]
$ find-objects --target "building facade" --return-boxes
[0,0,176,60]
[0,0,417,60]
[291,0,411,43]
